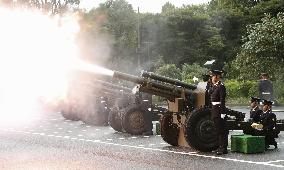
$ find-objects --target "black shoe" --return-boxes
[216,149,228,155]
[274,143,278,149]
[142,131,153,136]
[265,145,270,150]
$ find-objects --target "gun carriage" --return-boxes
[112,70,284,151]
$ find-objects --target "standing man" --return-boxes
[250,97,262,123]
[210,70,228,155]
[258,73,273,101]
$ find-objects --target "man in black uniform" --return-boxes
[244,97,263,135]
[259,100,278,149]
[210,70,228,155]
[258,73,273,101]
[250,97,262,123]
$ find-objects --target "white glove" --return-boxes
[251,123,263,129]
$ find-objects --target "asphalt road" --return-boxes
[0,106,284,170]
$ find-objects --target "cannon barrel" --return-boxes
[92,79,132,94]
[141,71,197,90]
[113,71,194,100]
[113,71,145,84]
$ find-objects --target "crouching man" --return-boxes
[251,100,279,149]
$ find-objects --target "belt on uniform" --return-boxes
[212,102,221,105]
[262,92,271,94]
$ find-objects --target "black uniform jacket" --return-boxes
[211,81,226,118]
[260,110,276,131]
[250,106,262,123]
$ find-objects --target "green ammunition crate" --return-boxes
[155,122,161,135]
[231,135,265,153]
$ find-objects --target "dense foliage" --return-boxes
[2,0,284,102]
[0,0,80,14]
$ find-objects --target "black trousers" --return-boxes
[213,117,228,149]
[250,129,277,146]
[212,105,228,149]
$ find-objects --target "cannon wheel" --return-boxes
[184,107,218,152]
[81,103,109,126]
[108,107,123,132]
[160,114,179,146]
[121,105,151,135]
[60,102,80,121]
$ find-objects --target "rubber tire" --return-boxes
[81,103,109,126]
[108,107,123,132]
[60,102,80,121]
[121,105,151,135]
[160,114,179,146]
[184,107,218,152]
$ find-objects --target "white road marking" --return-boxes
[64,136,70,138]
[86,126,91,128]
[265,160,284,163]
[4,129,284,168]
[95,129,100,131]
[58,128,63,130]
[148,144,155,146]
[68,131,73,133]
[107,139,113,141]
[138,145,144,147]
[143,136,150,138]
[118,138,125,140]
[160,142,167,145]
[82,130,87,132]
[40,133,45,136]
[53,132,58,134]
[77,134,83,137]
[130,137,137,139]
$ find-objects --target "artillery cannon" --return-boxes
[112,70,284,152]
[60,71,133,126]
[61,70,166,134]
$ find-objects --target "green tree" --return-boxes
[155,64,182,80]
[89,0,137,73]
[227,13,284,80]
[249,0,284,23]
[158,5,224,66]
[0,0,80,14]
[181,63,208,83]
[242,13,284,61]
